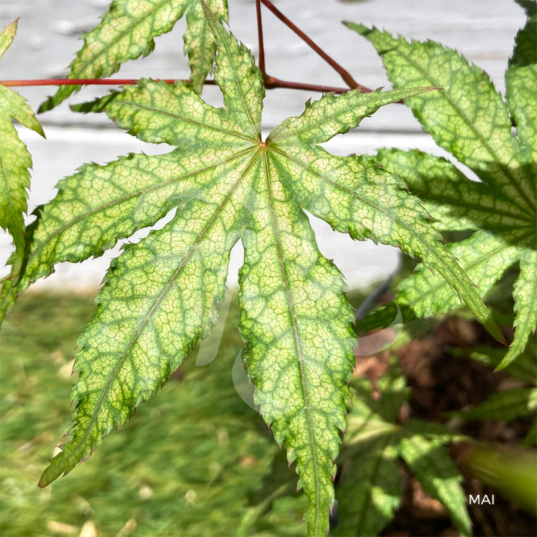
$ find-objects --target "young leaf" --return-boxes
[350,16,537,365]
[29,9,492,534]
[0,21,45,317]
[38,0,228,112]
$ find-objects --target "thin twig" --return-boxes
[259,0,371,93]
[255,0,266,78]
[0,78,350,93]
[264,76,348,94]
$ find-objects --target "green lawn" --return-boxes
[0,292,306,537]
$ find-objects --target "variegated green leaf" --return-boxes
[185,0,228,94]
[396,231,521,322]
[0,19,17,59]
[0,21,45,318]
[500,250,537,369]
[506,15,537,181]
[377,149,533,233]
[38,0,229,113]
[268,143,504,343]
[348,22,536,213]
[27,9,464,535]
[39,151,252,487]
[238,153,356,534]
[351,18,537,363]
[268,88,436,146]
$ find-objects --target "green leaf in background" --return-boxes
[0,21,45,323]
[399,433,471,537]
[348,1,537,368]
[335,358,471,537]
[450,339,536,428]
[0,6,500,534]
[452,388,537,421]
[452,343,537,384]
[38,0,228,112]
[462,444,537,513]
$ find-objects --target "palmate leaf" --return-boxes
[0,21,45,315]
[21,7,500,534]
[349,7,537,368]
[38,0,228,112]
[336,360,471,537]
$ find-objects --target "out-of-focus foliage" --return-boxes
[462,444,537,513]
[450,340,537,444]
[334,358,471,537]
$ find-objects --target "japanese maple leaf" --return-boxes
[3,6,500,535]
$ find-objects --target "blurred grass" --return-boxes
[0,292,307,537]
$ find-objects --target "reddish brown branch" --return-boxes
[0,77,350,94]
[255,0,266,78]
[259,0,371,93]
[264,76,348,94]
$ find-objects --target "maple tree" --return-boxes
[0,1,534,535]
